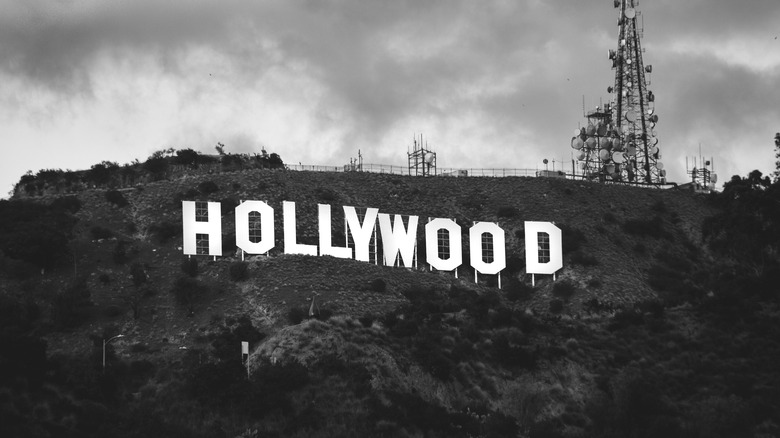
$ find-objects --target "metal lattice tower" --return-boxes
[572,0,664,185]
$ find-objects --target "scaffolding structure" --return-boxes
[572,0,664,185]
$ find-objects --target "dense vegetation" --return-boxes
[0,165,778,437]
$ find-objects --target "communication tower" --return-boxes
[408,134,436,177]
[685,146,717,192]
[572,0,664,185]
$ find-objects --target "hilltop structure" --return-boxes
[572,0,664,185]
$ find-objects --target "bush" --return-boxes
[570,250,599,266]
[623,216,667,239]
[105,190,128,207]
[181,258,199,277]
[370,278,387,293]
[561,225,587,253]
[149,221,178,244]
[497,205,519,218]
[198,180,220,194]
[228,261,249,281]
[90,226,114,240]
[171,277,209,314]
[287,307,308,325]
[552,280,577,300]
[50,196,82,213]
[549,299,564,313]
[506,279,534,302]
[314,187,338,202]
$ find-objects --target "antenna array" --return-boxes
[572,0,664,185]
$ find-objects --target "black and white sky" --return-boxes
[2,0,779,196]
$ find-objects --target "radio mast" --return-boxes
[572,0,664,185]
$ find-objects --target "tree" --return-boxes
[773,132,780,183]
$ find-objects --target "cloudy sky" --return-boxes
[2,0,779,197]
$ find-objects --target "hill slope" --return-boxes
[2,168,778,438]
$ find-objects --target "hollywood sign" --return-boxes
[181,201,562,276]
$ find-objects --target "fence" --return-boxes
[285,163,540,178]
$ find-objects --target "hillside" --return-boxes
[1,167,779,437]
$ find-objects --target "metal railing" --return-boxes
[286,163,540,178]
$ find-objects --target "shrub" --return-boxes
[198,180,220,194]
[90,226,113,240]
[570,250,599,266]
[505,279,534,302]
[549,299,564,313]
[314,187,338,202]
[497,205,519,218]
[50,196,81,213]
[587,278,603,288]
[105,190,128,207]
[623,216,667,239]
[181,258,199,277]
[287,307,308,325]
[552,280,577,300]
[149,221,178,244]
[228,261,249,281]
[171,277,209,314]
[603,212,618,223]
[370,278,387,293]
[561,225,587,253]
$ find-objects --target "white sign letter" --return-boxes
[182,201,222,256]
[524,221,563,274]
[344,206,379,262]
[469,222,506,275]
[378,214,418,267]
[235,201,275,254]
[318,204,352,259]
[283,201,317,256]
[425,218,462,271]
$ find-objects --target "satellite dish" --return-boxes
[597,123,607,136]
[620,39,626,47]
[651,137,659,146]
[585,137,597,149]
[606,163,616,174]
[625,8,636,19]
[543,158,549,164]
[613,151,625,163]
[625,110,637,122]
[648,107,654,115]
[650,114,659,123]
[574,128,581,136]
[614,0,620,8]
[424,153,435,164]
[626,57,632,65]
[612,141,624,152]
[650,146,659,155]
[599,149,610,161]
[645,65,653,73]
[626,145,637,156]
[602,137,613,149]
[712,174,718,183]
[627,81,633,89]
[657,162,664,170]
[571,137,584,149]
[577,151,586,160]
[608,49,616,60]
[586,124,596,136]
[607,86,614,93]
[660,169,666,177]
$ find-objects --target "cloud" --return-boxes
[0,0,778,196]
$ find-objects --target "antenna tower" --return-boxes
[407,134,436,177]
[572,0,663,185]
